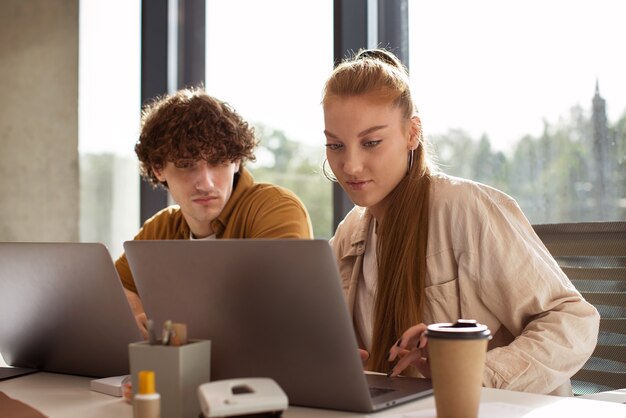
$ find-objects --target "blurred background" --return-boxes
[1,0,624,259]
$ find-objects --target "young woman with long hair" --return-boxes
[322,48,599,396]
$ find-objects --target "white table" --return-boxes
[1,372,625,418]
[579,388,626,404]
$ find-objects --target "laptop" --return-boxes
[0,242,143,378]
[124,239,433,412]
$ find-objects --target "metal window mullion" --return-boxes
[140,0,169,224]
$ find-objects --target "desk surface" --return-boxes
[0,372,625,418]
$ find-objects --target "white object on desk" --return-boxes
[197,378,288,417]
[89,375,129,397]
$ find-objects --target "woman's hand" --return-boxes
[386,323,430,378]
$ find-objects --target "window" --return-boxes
[409,1,626,222]
[79,0,141,257]
[205,0,334,237]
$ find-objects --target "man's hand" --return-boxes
[124,289,148,339]
[358,348,370,365]
[134,312,148,340]
[386,323,430,378]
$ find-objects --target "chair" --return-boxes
[533,222,626,395]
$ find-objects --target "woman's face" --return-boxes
[323,95,418,220]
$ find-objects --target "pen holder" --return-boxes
[129,339,211,418]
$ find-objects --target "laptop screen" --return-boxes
[124,239,378,411]
[0,242,142,377]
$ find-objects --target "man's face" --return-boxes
[154,159,240,238]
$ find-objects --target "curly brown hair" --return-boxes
[136,87,258,188]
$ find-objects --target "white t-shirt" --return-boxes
[190,232,216,240]
[354,219,378,352]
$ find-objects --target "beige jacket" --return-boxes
[330,173,599,396]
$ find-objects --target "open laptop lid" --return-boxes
[0,242,142,377]
[124,239,431,412]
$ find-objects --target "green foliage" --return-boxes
[248,124,333,238]
[246,98,625,235]
[430,105,625,223]
[612,111,626,219]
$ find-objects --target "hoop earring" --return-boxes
[322,159,337,182]
[407,149,414,175]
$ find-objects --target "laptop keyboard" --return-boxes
[369,386,396,398]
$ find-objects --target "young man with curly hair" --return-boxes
[115,87,313,335]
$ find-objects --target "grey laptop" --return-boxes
[124,239,433,412]
[0,242,143,377]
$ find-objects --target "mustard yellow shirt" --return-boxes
[116,168,313,292]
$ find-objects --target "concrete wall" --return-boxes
[0,0,79,241]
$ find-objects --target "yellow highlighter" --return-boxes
[134,370,161,418]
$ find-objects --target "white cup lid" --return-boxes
[425,319,492,340]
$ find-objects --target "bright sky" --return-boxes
[204,0,333,153]
[79,0,141,156]
[79,0,626,156]
[409,1,626,152]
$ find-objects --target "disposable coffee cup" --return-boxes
[425,319,491,418]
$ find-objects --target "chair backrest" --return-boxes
[533,221,626,395]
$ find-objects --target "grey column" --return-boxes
[0,0,79,241]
